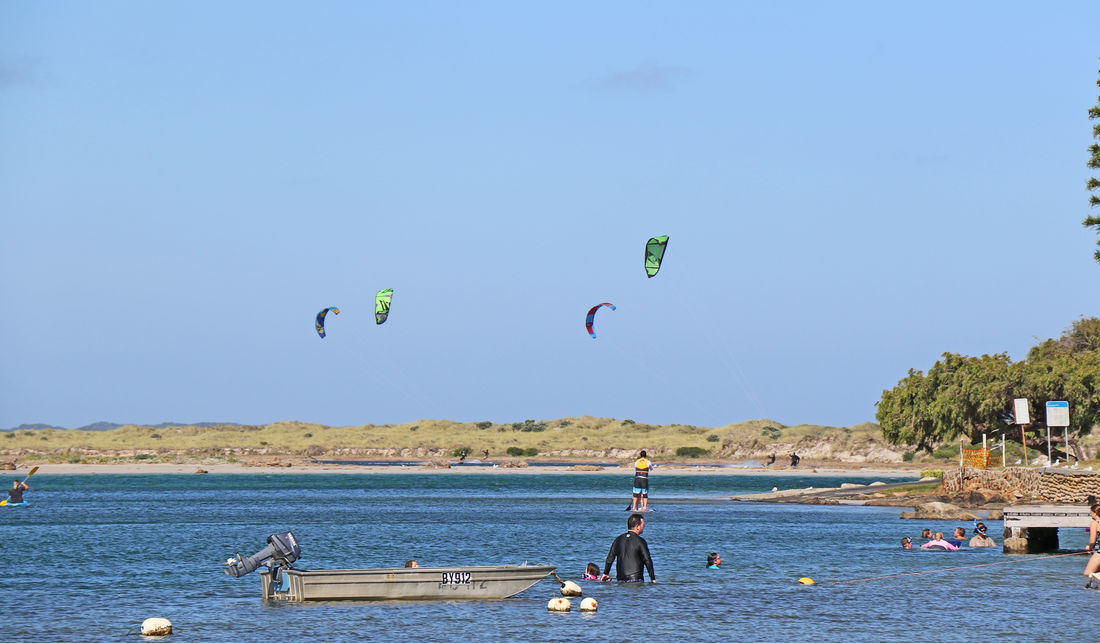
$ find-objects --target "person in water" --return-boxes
[631,451,651,512]
[901,537,913,549]
[948,527,967,547]
[404,560,419,568]
[920,531,959,551]
[969,523,996,547]
[583,563,600,581]
[921,528,932,540]
[8,479,28,504]
[602,513,656,583]
[706,552,722,568]
[1083,504,1100,579]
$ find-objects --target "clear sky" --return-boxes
[2,2,1098,429]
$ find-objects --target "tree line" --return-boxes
[876,317,1100,455]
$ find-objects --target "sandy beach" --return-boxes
[13,460,925,477]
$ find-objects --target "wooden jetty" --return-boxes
[1001,505,1091,553]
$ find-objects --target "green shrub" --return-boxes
[409,425,419,432]
[919,469,944,479]
[303,433,312,438]
[676,446,708,458]
[259,441,268,446]
[65,455,82,463]
[621,419,636,425]
[902,451,914,462]
[706,434,720,442]
[931,443,959,459]
[3,433,12,439]
[452,448,470,458]
[524,448,538,456]
[133,454,152,461]
[506,446,525,457]
[559,420,572,428]
[512,420,546,432]
[476,422,492,430]
[150,433,162,439]
[761,426,781,440]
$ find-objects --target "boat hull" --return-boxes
[260,565,556,601]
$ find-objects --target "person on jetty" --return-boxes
[1083,504,1100,579]
[901,537,913,549]
[706,552,722,568]
[921,531,959,551]
[8,479,28,504]
[602,513,656,583]
[969,523,996,547]
[583,563,601,581]
[631,451,651,512]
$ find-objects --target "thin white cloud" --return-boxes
[586,59,693,94]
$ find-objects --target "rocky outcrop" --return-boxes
[899,502,980,521]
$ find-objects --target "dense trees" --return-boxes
[1086,61,1100,261]
[877,317,1100,451]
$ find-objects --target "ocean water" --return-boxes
[0,472,1095,642]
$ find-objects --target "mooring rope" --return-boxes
[830,551,1090,585]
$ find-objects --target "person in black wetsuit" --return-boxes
[789,453,800,467]
[8,480,28,504]
[601,513,656,583]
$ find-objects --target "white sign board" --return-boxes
[1013,398,1030,425]
[1045,401,1070,427]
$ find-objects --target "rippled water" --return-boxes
[0,473,1094,641]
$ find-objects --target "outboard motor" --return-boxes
[224,531,301,584]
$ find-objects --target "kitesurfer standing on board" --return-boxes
[631,451,651,512]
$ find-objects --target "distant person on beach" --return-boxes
[483,450,489,459]
[706,552,722,568]
[921,531,959,551]
[901,537,913,549]
[8,480,28,504]
[766,453,776,467]
[583,563,600,581]
[602,513,656,583]
[631,451,651,512]
[789,453,800,467]
[404,560,419,568]
[969,523,996,547]
[1083,504,1100,578]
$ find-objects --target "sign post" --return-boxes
[1045,401,1070,465]
[1014,398,1030,466]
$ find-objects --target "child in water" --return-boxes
[582,563,600,581]
[706,552,722,569]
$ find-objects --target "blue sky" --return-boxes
[2,2,1098,429]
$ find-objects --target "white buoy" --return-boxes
[141,618,172,636]
[559,580,582,597]
[579,597,598,612]
[547,596,571,612]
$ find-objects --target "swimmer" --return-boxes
[706,552,722,569]
[582,563,600,581]
[901,537,913,550]
[920,531,959,551]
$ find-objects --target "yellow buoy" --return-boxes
[797,577,815,585]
